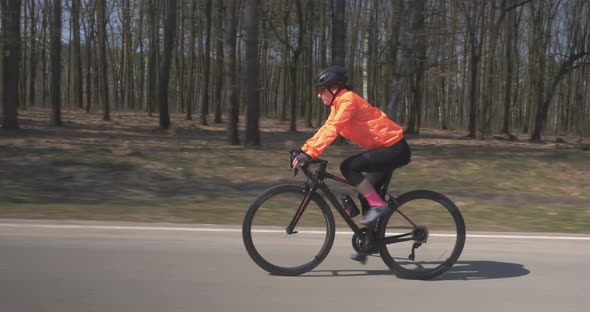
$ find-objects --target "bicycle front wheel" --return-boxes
[242,184,335,276]
[377,190,466,280]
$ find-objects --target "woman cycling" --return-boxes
[291,66,412,227]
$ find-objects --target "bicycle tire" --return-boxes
[377,190,466,280]
[242,184,335,276]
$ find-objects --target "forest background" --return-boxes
[1,0,589,233]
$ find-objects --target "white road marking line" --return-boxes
[1,223,590,241]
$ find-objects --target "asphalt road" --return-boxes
[1,220,589,312]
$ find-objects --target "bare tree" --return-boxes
[72,0,83,108]
[50,0,63,125]
[245,0,261,146]
[530,0,589,141]
[158,0,176,129]
[464,0,486,138]
[28,0,39,110]
[213,0,224,123]
[120,0,135,110]
[263,0,306,132]
[97,0,110,120]
[404,0,427,134]
[331,0,345,65]
[185,0,198,121]
[136,0,145,112]
[1,0,22,129]
[385,0,405,120]
[83,0,96,113]
[200,0,213,125]
[225,0,239,145]
[531,51,589,141]
[288,0,305,132]
[500,0,516,135]
[147,0,159,116]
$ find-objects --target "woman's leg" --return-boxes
[340,139,411,224]
[356,178,377,195]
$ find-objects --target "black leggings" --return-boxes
[339,138,411,187]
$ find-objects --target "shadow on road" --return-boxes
[304,260,530,280]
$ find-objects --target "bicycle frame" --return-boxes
[286,160,364,236]
[287,160,420,245]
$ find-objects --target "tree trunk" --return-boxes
[72,0,83,109]
[224,0,239,145]
[330,0,346,144]
[137,0,145,112]
[278,17,288,122]
[122,0,134,110]
[1,0,22,129]
[385,0,404,120]
[288,0,304,132]
[467,1,483,138]
[405,0,426,135]
[480,0,493,138]
[185,0,197,121]
[245,0,261,146]
[438,0,449,130]
[315,1,328,125]
[200,0,213,125]
[361,0,372,100]
[50,0,63,125]
[20,0,28,110]
[500,0,515,135]
[331,0,345,66]
[175,1,184,113]
[97,0,110,120]
[147,0,159,116]
[303,0,313,128]
[213,0,224,123]
[28,0,38,109]
[84,0,96,113]
[523,1,541,134]
[159,0,176,129]
[40,0,49,108]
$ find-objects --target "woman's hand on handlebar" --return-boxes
[291,150,311,169]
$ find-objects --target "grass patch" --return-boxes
[49,154,135,171]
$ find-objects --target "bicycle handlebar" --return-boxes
[310,158,328,165]
[288,150,328,178]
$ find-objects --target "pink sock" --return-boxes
[364,191,386,207]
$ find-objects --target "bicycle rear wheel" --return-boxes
[377,190,465,280]
[242,184,335,276]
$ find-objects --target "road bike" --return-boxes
[242,152,466,280]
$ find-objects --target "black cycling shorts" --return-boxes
[339,138,411,186]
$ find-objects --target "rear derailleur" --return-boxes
[408,226,429,261]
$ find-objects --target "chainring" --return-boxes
[351,228,379,255]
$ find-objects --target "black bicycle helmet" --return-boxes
[313,66,348,89]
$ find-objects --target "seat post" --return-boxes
[378,167,395,197]
[381,157,411,196]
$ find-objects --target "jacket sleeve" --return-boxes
[301,96,356,158]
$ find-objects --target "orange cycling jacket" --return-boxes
[301,90,404,159]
